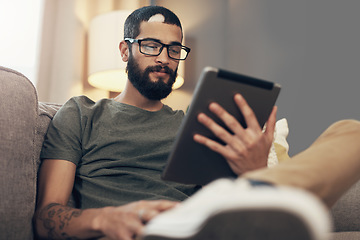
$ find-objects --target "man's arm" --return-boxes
[194,93,277,175]
[34,159,177,240]
[34,159,102,239]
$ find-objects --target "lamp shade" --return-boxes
[88,10,184,92]
[88,10,131,92]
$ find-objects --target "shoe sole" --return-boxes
[143,208,313,240]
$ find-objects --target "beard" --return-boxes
[126,55,178,101]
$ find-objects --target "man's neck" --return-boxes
[113,82,163,112]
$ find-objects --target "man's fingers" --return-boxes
[234,94,261,131]
[208,102,245,136]
[264,106,277,139]
[193,133,225,154]
[197,113,234,143]
[136,200,179,223]
[147,199,179,210]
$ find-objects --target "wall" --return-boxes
[36,0,147,103]
[36,0,360,155]
[159,0,360,155]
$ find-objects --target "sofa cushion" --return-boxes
[35,102,62,171]
[0,66,38,240]
[331,180,360,232]
[331,231,360,240]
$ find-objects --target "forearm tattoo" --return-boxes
[37,203,83,240]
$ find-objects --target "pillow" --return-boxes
[267,118,290,167]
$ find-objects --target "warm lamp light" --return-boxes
[88,10,184,93]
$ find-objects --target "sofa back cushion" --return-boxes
[35,102,62,172]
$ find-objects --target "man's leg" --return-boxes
[243,119,360,208]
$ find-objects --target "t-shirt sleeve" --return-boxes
[40,97,84,165]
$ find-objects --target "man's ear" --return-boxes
[119,40,129,62]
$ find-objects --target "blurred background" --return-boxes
[1,0,359,156]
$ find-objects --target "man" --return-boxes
[34,5,360,240]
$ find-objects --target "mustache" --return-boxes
[147,65,174,75]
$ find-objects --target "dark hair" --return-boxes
[124,6,183,40]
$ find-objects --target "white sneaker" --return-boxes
[142,178,332,240]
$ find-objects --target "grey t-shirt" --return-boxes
[41,96,198,209]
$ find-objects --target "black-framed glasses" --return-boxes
[125,38,191,60]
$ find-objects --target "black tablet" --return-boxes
[162,67,281,185]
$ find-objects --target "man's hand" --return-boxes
[94,200,178,240]
[35,199,177,240]
[193,93,277,175]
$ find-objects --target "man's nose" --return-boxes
[155,47,170,65]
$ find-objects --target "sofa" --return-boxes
[0,65,359,240]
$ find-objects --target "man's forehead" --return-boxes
[138,20,182,42]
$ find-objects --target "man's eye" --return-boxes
[144,44,159,49]
[169,47,181,55]
[170,49,180,54]
[142,41,161,50]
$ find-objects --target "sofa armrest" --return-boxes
[331,180,360,232]
[0,66,38,239]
